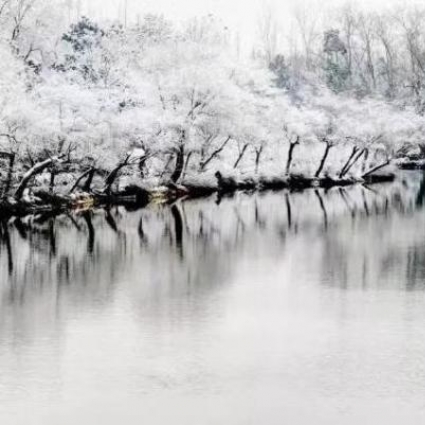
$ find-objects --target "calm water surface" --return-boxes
[1,172,425,424]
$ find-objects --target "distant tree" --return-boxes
[323,30,350,92]
[58,16,105,81]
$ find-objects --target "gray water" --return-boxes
[1,172,425,424]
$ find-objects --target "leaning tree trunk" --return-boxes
[233,144,249,169]
[339,146,359,178]
[104,156,132,195]
[170,143,185,183]
[315,142,332,178]
[69,167,97,194]
[199,136,231,171]
[182,152,193,180]
[255,146,264,174]
[341,148,367,178]
[15,157,59,200]
[286,139,299,174]
[362,159,391,178]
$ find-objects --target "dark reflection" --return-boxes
[0,221,13,276]
[416,171,425,206]
[83,210,95,254]
[171,204,184,255]
[1,171,425,337]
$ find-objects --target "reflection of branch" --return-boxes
[171,205,183,257]
[105,209,119,233]
[362,189,370,216]
[66,213,82,232]
[14,218,28,240]
[49,218,56,258]
[315,190,328,229]
[138,216,147,245]
[83,211,95,254]
[1,221,13,276]
[285,193,292,229]
[339,188,355,217]
[416,172,425,207]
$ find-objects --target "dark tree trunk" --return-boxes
[315,142,332,178]
[139,155,148,179]
[200,136,231,171]
[339,146,359,178]
[362,160,391,178]
[15,157,58,200]
[233,144,249,169]
[170,143,185,183]
[255,146,264,174]
[362,149,370,173]
[104,156,131,195]
[342,148,366,177]
[286,140,299,174]
[49,166,56,194]
[83,168,96,193]
[182,151,193,180]
[70,168,96,193]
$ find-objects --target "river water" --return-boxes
[1,172,425,424]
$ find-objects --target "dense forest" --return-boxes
[0,0,424,209]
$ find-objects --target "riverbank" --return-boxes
[0,170,396,218]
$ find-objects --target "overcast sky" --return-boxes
[79,0,422,47]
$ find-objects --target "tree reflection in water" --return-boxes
[0,171,424,327]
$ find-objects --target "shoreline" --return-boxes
[0,172,396,218]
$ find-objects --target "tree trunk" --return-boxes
[49,166,56,194]
[339,146,359,178]
[286,140,299,174]
[342,148,366,177]
[15,157,58,200]
[69,168,95,193]
[104,156,131,194]
[255,146,264,174]
[170,143,185,183]
[362,160,391,178]
[361,149,370,173]
[182,151,193,180]
[83,168,96,192]
[315,142,332,178]
[200,136,231,171]
[233,144,249,169]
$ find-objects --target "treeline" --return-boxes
[0,1,423,209]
